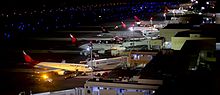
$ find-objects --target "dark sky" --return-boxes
[0,0,81,8]
[0,0,190,8]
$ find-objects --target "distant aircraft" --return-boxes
[167,7,188,14]
[97,17,160,38]
[78,39,125,56]
[80,56,127,70]
[22,51,93,75]
[96,30,144,38]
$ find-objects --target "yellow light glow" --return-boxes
[42,74,49,79]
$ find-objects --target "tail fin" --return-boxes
[134,16,141,22]
[70,34,77,44]
[23,51,33,63]
[121,21,127,29]
[23,51,39,65]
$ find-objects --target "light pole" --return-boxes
[150,17,153,26]
[88,41,94,78]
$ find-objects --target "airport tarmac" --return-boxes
[0,20,148,94]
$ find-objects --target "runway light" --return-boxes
[86,46,91,51]
[42,74,49,79]
[206,18,209,21]
[195,1,198,3]
[136,22,141,25]
[152,90,155,93]
[206,2,209,5]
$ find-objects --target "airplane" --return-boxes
[78,40,126,56]
[97,18,160,38]
[78,34,158,56]
[80,56,127,70]
[96,30,144,38]
[34,34,123,56]
[131,26,160,37]
[132,16,168,29]
[167,7,188,14]
[22,51,93,75]
[31,34,116,42]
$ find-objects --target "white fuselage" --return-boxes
[132,26,160,37]
[97,30,144,38]
[79,43,124,51]
[34,62,93,73]
[168,9,188,14]
[86,56,127,70]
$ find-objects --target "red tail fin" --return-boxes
[134,16,140,22]
[23,51,33,63]
[70,34,77,44]
[23,51,39,66]
[121,22,127,29]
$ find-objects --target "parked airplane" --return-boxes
[78,36,152,56]
[22,51,93,75]
[80,56,127,70]
[96,30,144,38]
[78,40,126,56]
[167,7,188,14]
[97,19,160,38]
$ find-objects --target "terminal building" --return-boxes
[84,77,162,95]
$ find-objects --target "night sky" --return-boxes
[0,0,192,9]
